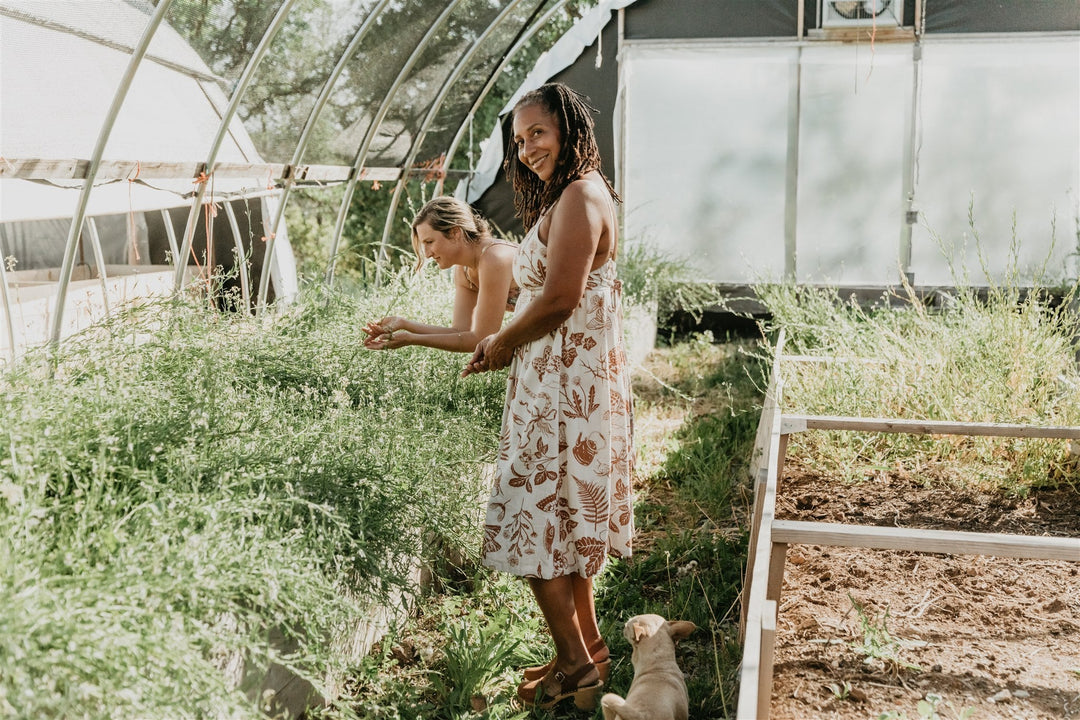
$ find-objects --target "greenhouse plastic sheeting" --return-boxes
[620,36,1079,286]
[463,0,636,208]
[0,0,266,221]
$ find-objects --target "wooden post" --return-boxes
[767,542,788,604]
[758,600,778,720]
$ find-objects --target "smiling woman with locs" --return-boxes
[462,82,634,711]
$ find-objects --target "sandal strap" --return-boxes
[552,661,598,692]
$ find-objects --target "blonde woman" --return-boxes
[363,196,519,352]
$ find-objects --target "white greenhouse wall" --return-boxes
[910,37,1080,286]
[621,34,1079,287]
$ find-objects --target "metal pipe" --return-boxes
[48,0,175,353]
[436,0,572,196]
[784,49,802,281]
[321,0,468,290]
[255,0,394,312]
[86,218,112,317]
[223,201,251,311]
[614,7,625,224]
[0,253,15,365]
[377,0,530,255]
[160,208,179,264]
[174,0,300,293]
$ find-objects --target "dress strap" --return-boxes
[478,239,516,259]
[463,240,516,292]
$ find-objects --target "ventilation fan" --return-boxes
[823,0,903,27]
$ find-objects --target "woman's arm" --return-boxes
[365,249,515,353]
[463,179,609,374]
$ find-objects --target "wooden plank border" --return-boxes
[737,352,1080,720]
[772,520,1080,562]
[737,330,786,720]
[783,414,1080,440]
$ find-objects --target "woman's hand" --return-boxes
[461,333,513,376]
[363,316,408,350]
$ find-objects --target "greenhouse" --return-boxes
[0,1,1078,719]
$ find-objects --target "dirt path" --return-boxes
[769,462,1080,720]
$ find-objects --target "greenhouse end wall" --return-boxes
[621,34,1079,288]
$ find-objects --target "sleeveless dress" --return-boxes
[480,211,635,579]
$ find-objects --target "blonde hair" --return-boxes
[410,196,492,272]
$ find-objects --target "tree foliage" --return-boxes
[156,0,602,281]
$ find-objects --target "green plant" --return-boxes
[430,608,524,713]
[848,596,921,673]
[828,680,852,700]
[618,241,725,323]
[0,272,510,719]
[754,267,1080,494]
[879,695,977,720]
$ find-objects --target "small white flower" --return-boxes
[0,478,23,507]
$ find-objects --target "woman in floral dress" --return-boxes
[462,82,633,710]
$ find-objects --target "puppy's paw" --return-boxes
[600,692,625,720]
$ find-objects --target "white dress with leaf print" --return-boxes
[481,211,634,580]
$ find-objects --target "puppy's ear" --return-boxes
[632,622,650,643]
[667,621,697,641]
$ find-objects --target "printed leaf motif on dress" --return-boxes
[575,536,607,576]
[585,295,610,331]
[610,475,632,531]
[561,346,578,367]
[504,507,537,560]
[531,462,557,488]
[561,383,599,421]
[537,492,580,540]
[574,475,610,526]
[520,257,546,288]
[551,548,567,576]
[582,354,615,382]
[607,388,629,418]
[483,524,503,555]
[530,345,561,382]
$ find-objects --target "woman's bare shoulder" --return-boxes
[563,174,609,202]
[477,241,516,276]
[557,174,612,213]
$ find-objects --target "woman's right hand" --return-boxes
[461,332,514,376]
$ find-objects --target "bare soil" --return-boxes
[769,460,1080,720]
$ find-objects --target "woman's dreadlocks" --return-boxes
[503,83,621,229]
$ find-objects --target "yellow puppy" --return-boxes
[601,614,696,720]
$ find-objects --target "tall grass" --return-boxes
[0,270,507,719]
[314,333,766,720]
[596,334,766,719]
[754,269,1080,492]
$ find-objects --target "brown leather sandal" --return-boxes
[521,638,610,682]
[516,662,602,710]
